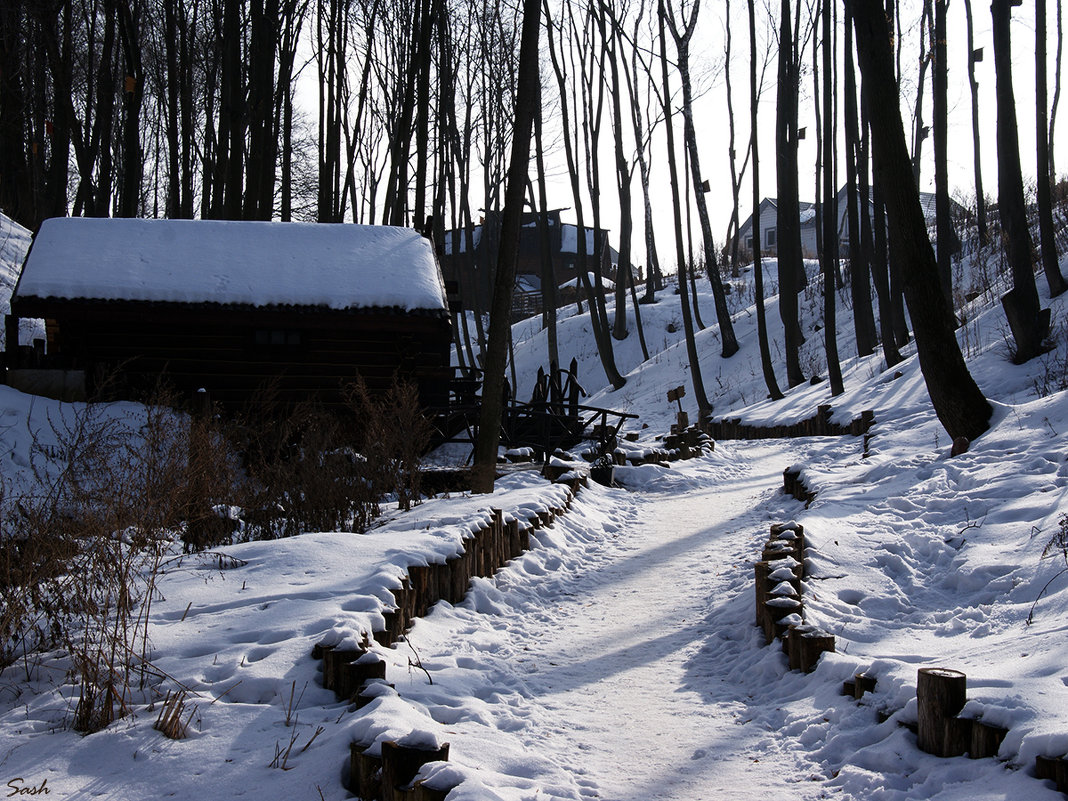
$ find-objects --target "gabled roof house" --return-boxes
[734,187,963,260]
[7,217,452,409]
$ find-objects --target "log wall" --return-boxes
[321,480,581,800]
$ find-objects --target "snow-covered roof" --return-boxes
[15,217,447,313]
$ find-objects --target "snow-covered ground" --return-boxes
[1,210,1067,800]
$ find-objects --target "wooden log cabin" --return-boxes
[6,217,452,411]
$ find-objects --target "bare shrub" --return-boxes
[0,388,243,731]
[346,375,433,513]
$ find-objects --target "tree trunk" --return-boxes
[844,3,877,357]
[852,0,991,441]
[543,0,625,390]
[992,0,1050,363]
[1037,0,1068,296]
[933,0,959,303]
[776,0,805,387]
[911,0,932,187]
[659,0,712,415]
[666,0,740,358]
[962,0,989,247]
[750,0,783,402]
[471,0,540,494]
[1052,0,1063,179]
[822,0,845,395]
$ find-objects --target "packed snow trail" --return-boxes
[404,439,856,800]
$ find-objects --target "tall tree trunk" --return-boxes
[991,0,1051,362]
[749,0,783,402]
[852,0,991,441]
[911,0,932,187]
[115,0,143,217]
[822,0,845,396]
[962,0,989,247]
[659,0,712,415]
[1037,0,1068,296]
[1052,0,1063,179]
[472,0,540,494]
[603,7,631,342]
[532,90,559,371]
[776,0,805,387]
[544,0,625,389]
[844,2,877,357]
[221,0,243,219]
[665,0,739,358]
[0,0,35,226]
[933,0,959,304]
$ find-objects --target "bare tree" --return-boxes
[775,0,807,387]
[472,0,540,494]
[962,0,989,246]
[665,0,739,358]
[821,0,844,395]
[659,0,712,415]
[750,0,783,401]
[852,0,991,441]
[1037,0,1068,297]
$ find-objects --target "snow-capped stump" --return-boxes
[350,742,382,800]
[969,718,1009,759]
[381,737,450,801]
[785,624,835,672]
[1035,754,1068,792]
[845,672,878,700]
[763,596,803,643]
[339,652,388,702]
[323,646,365,694]
[917,668,969,757]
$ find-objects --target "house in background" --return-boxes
[6,217,452,410]
[439,209,616,321]
[733,187,963,262]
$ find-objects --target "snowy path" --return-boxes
[502,442,803,800]
[405,440,850,800]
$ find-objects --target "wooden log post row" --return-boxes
[324,492,577,798]
[708,408,875,441]
[753,522,836,671]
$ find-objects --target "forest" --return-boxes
[1,0,1066,444]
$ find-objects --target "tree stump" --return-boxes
[969,719,1008,759]
[917,668,968,756]
[381,740,450,801]
[754,561,772,627]
[798,629,835,672]
[349,743,382,800]
[853,673,877,700]
[339,653,387,701]
[1035,754,1068,790]
[763,597,802,644]
[323,648,361,693]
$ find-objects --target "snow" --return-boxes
[2,208,1068,800]
[14,217,447,312]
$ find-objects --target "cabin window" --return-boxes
[254,329,302,347]
[766,228,777,247]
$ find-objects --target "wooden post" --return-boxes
[323,648,361,692]
[917,668,968,757]
[853,673,877,700]
[969,720,1008,759]
[754,561,772,627]
[381,741,450,801]
[350,743,382,800]
[339,653,387,701]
